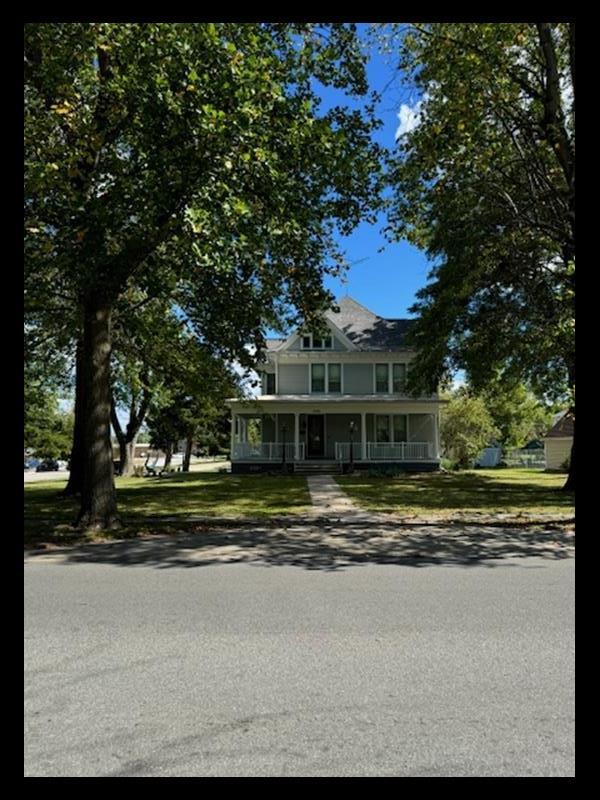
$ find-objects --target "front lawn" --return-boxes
[24,472,311,545]
[336,468,574,519]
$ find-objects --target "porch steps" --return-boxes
[294,462,341,475]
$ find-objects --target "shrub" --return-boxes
[441,458,459,471]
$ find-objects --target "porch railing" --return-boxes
[232,442,304,461]
[335,441,433,461]
[367,442,432,460]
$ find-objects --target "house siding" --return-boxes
[278,364,309,394]
[544,437,572,470]
[343,363,372,394]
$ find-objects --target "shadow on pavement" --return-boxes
[27,518,574,572]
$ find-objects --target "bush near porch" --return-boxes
[24,472,311,545]
[336,468,574,518]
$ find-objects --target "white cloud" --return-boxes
[395,92,432,140]
[395,101,423,139]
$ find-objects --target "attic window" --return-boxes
[301,334,333,349]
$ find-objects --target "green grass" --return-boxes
[336,468,575,518]
[24,472,311,545]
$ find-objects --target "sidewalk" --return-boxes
[306,474,385,523]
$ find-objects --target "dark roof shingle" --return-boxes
[325,296,414,350]
[545,411,574,438]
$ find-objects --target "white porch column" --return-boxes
[361,412,367,460]
[435,412,441,459]
[294,413,300,460]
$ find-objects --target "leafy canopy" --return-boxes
[384,23,574,403]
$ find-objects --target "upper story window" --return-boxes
[375,364,389,393]
[301,333,333,350]
[311,364,326,392]
[327,364,341,393]
[392,363,406,393]
[265,373,276,395]
[311,363,341,393]
[375,363,407,394]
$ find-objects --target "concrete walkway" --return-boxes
[306,475,378,522]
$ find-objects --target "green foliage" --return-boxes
[440,457,459,471]
[479,381,555,449]
[24,393,74,460]
[440,391,498,469]
[384,23,575,404]
[24,22,384,361]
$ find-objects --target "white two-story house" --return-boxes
[226,296,444,473]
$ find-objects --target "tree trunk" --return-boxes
[63,336,85,496]
[110,388,151,477]
[164,442,173,469]
[562,418,575,492]
[76,301,120,529]
[120,438,137,477]
[182,435,193,472]
[561,361,575,492]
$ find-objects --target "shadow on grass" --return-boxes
[28,517,574,572]
[24,473,311,542]
[337,470,574,514]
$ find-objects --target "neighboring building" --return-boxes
[111,442,154,460]
[475,446,503,468]
[226,296,445,473]
[543,411,574,470]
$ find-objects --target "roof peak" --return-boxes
[334,295,377,314]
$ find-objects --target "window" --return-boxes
[301,334,333,349]
[311,364,325,392]
[266,373,276,394]
[376,415,390,443]
[393,414,407,442]
[375,364,389,393]
[392,364,406,393]
[328,364,341,393]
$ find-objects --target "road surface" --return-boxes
[24,539,574,777]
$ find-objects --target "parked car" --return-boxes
[36,458,60,472]
[24,458,40,470]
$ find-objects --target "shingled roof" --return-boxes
[545,410,574,438]
[265,296,415,351]
[325,296,414,351]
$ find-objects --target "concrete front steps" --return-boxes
[293,462,341,475]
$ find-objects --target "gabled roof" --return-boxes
[265,296,414,352]
[545,410,574,438]
[325,297,413,351]
[265,338,286,351]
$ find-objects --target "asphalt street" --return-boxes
[24,545,574,777]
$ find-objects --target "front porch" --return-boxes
[229,408,441,472]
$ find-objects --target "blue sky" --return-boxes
[316,25,434,320]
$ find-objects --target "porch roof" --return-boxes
[226,394,446,409]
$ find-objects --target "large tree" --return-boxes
[385,23,575,489]
[25,23,384,527]
[440,390,498,469]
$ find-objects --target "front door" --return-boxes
[307,415,325,459]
